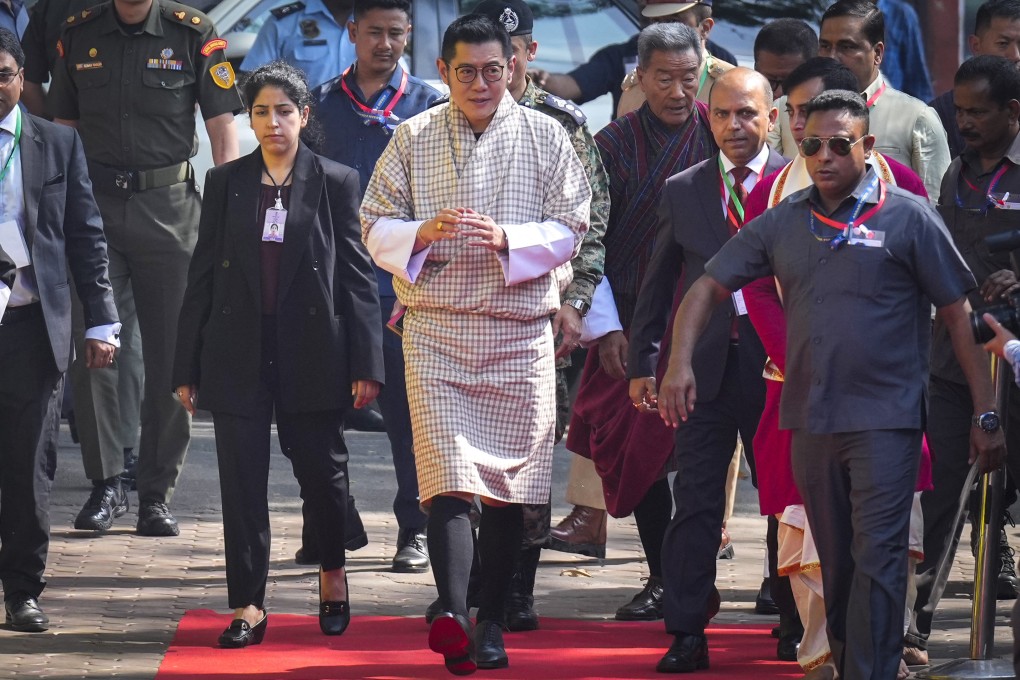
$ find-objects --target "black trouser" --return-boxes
[0,312,62,600]
[907,376,1020,649]
[793,429,920,680]
[663,344,763,635]
[212,317,349,610]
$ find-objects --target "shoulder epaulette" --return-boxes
[161,1,211,30]
[538,92,586,125]
[270,1,305,20]
[428,93,450,109]
[63,4,104,28]
[707,57,735,79]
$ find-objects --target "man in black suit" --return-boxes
[0,27,118,631]
[627,67,785,672]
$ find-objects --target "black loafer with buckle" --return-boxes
[218,611,268,648]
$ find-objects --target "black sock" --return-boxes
[427,496,474,617]
[634,478,671,579]
[476,503,524,623]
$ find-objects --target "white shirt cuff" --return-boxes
[496,220,575,285]
[580,277,623,345]
[0,282,8,320]
[366,217,431,283]
[85,322,122,348]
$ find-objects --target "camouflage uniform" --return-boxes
[516,77,610,546]
[519,77,610,442]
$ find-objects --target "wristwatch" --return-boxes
[564,298,590,317]
[973,411,1002,433]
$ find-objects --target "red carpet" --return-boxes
[156,611,802,679]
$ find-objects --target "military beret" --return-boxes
[472,0,534,37]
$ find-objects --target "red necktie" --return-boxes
[728,166,752,235]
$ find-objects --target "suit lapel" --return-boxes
[694,155,731,250]
[227,150,263,307]
[20,110,43,251]
[276,144,320,306]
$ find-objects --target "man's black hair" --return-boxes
[0,28,24,68]
[956,54,1020,108]
[783,56,859,96]
[821,0,885,46]
[975,0,1020,35]
[441,15,512,63]
[754,18,818,62]
[354,0,411,19]
[805,89,870,133]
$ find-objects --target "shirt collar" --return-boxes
[0,104,18,138]
[100,0,163,36]
[789,166,881,206]
[719,144,770,180]
[342,62,405,100]
[961,130,1020,170]
[861,71,886,100]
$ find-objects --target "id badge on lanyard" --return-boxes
[262,196,287,243]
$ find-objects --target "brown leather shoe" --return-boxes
[717,526,734,559]
[547,505,607,558]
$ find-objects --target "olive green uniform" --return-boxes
[49,0,242,506]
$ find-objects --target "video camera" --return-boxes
[970,229,1020,343]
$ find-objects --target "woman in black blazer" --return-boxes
[172,61,384,648]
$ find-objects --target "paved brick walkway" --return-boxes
[0,420,1013,678]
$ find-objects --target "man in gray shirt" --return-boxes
[634,90,1005,679]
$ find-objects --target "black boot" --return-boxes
[505,545,541,631]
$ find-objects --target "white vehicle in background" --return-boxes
[188,0,819,181]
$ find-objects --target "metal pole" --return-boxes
[921,356,1013,679]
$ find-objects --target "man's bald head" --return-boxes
[707,67,778,166]
[710,67,774,110]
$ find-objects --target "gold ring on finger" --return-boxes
[437,222,444,231]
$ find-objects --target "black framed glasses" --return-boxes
[0,69,22,86]
[799,135,866,158]
[452,60,510,84]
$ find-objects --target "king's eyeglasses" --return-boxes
[799,135,866,158]
[451,60,510,84]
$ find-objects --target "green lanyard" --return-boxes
[698,58,710,95]
[0,107,22,185]
[719,154,745,224]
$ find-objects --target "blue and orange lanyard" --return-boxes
[955,161,1012,214]
[809,174,886,250]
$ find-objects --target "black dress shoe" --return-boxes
[615,576,663,621]
[4,593,48,632]
[136,501,179,537]
[474,619,509,669]
[777,630,801,661]
[343,404,386,432]
[74,477,129,532]
[218,611,268,648]
[392,528,430,573]
[755,578,780,615]
[319,571,350,636]
[656,633,709,673]
[428,611,475,676]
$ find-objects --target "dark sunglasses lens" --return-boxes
[830,138,853,156]
[801,138,822,156]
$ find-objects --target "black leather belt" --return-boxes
[0,302,42,325]
[88,161,192,196]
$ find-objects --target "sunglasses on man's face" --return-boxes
[799,135,866,157]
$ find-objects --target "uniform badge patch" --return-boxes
[173,10,186,20]
[299,19,319,38]
[499,8,519,33]
[80,9,90,19]
[209,61,235,89]
[191,16,201,25]
[75,61,103,71]
[88,47,97,57]
[66,14,75,23]
[160,47,174,59]
[200,38,227,56]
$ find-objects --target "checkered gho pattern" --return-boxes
[404,308,556,504]
[360,92,591,321]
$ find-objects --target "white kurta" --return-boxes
[361,92,591,503]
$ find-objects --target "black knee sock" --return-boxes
[427,496,474,617]
[634,478,671,579]
[476,503,524,623]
